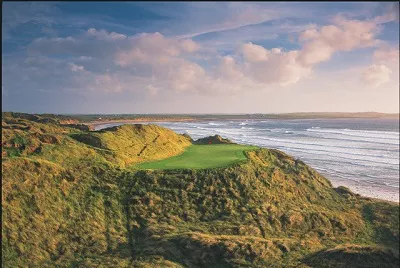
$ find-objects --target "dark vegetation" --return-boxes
[2,113,399,267]
[193,135,234,145]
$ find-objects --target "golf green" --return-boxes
[136,144,258,170]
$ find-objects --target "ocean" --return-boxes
[95,118,399,202]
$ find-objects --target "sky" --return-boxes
[2,2,399,114]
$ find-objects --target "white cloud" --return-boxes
[361,45,399,87]
[68,63,85,72]
[298,16,380,66]
[218,56,244,80]
[362,64,392,86]
[180,39,201,53]
[166,59,207,92]
[241,43,269,62]
[231,15,386,86]
[114,32,200,67]
[86,28,127,40]
[241,46,312,86]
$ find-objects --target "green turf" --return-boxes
[135,144,258,170]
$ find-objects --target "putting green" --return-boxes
[135,144,258,170]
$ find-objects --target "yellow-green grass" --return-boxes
[135,144,258,170]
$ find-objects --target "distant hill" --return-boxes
[267,112,399,119]
[3,112,398,127]
[2,113,399,267]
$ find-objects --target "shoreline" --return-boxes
[85,116,399,129]
[88,119,399,203]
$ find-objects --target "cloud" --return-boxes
[361,45,399,87]
[374,2,399,24]
[226,14,392,87]
[180,39,201,53]
[165,60,207,92]
[373,46,399,64]
[146,85,158,96]
[173,2,316,40]
[298,16,380,66]
[86,28,127,40]
[362,64,392,86]
[25,29,207,95]
[28,31,128,59]
[237,44,312,86]
[69,63,85,72]
[24,15,389,95]
[114,32,200,67]
[218,56,244,80]
[9,8,399,102]
[241,43,269,62]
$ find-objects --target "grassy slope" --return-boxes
[69,124,192,167]
[136,144,257,170]
[2,113,399,267]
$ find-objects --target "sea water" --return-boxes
[95,118,399,202]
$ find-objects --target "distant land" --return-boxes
[3,112,398,126]
[76,112,400,121]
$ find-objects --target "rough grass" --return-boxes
[135,144,258,170]
[2,113,399,267]
[302,244,399,268]
[69,124,192,167]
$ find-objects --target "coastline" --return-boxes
[88,119,399,204]
[84,115,399,129]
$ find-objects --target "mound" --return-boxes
[70,124,192,166]
[194,134,234,145]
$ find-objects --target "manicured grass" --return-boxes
[136,144,258,170]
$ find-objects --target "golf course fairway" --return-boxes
[136,144,258,169]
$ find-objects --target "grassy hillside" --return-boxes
[69,124,192,167]
[2,113,399,267]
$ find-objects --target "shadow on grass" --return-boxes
[301,244,399,268]
[362,202,399,251]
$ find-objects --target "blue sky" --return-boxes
[2,2,399,113]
